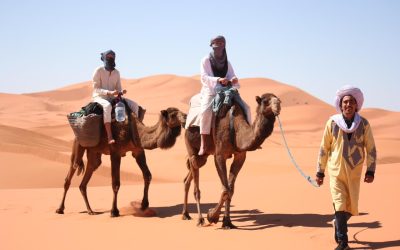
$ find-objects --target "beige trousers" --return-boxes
[93,96,139,123]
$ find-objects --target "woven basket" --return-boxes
[67,113,102,147]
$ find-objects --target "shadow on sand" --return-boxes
[150,203,381,230]
[349,239,400,250]
[349,227,400,249]
[151,203,398,249]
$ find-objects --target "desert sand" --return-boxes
[0,75,399,250]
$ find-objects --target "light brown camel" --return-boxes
[56,107,186,217]
[182,93,281,228]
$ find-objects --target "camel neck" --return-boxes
[235,113,276,151]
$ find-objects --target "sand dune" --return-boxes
[0,75,399,250]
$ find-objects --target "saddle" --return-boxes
[185,87,249,129]
[185,88,251,153]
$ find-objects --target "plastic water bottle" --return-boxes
[115,100,126,122]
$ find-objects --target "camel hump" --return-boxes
[185,93,202,129]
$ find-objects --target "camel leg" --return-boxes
[79,150,101,215]
[188,155,208,226]
[182,163,193,220]
[56,139,85,214]
[207,154,230,226]
[110,153,121,217]
[191,158,204,226]
[222,152,246,229]
[56,162,79,214]
[134,151,152,211]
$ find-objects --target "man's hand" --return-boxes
[316,176,324,186]
[231,77,238,84]
[364,175,374,183]
[218,78,229,86]
[108,90,118,96]
[315,172,325,186]
[122,89,127,94]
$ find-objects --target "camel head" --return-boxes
[156,107,187,149]
[256,93,281,117]
[160,107,187,128]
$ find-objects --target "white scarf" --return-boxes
[331,113,362,133]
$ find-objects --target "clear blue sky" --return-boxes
[1,0,399,111]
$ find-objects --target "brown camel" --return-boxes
[182,93,281,228]
[56,107,186,217]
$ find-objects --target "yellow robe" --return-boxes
[317,116,377,215]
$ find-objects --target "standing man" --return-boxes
[316,85,377,250]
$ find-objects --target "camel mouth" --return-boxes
[271,97,281,116]
[179,113,188,127]
[273,107,281,116]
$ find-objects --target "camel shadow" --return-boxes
[113,202,218,218]
[79,210,106,215]
[229,210,381,231]
[149,203,381,230]
[152,203,217,218]
[82,204,398,249]
[230,209,399,249]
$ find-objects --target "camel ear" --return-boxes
[161,110,168,119]
[256,96,261,104]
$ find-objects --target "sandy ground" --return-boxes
[0,75,399,250]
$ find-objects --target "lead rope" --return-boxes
[277,116,319,188]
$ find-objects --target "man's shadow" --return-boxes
[350,239,400,250]
[349,228,400,249]
[151,203,216,218]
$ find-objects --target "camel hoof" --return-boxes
[55,208,64,214]
[222,216,237,229]
[207,208,219,224]
[182,212,192,220]
[141,200,149,211]
[222,224,237,230]
[197,218,205,227]
[110,210,120,217]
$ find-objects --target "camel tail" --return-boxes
[71,138,86,176]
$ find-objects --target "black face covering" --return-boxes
[104,58,115,71]
[209,36,228,77]
[101,50,116,71]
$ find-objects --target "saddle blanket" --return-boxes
[185,93,202,129]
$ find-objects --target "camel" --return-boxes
[182,93,281,228]
[56,107,186,217]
